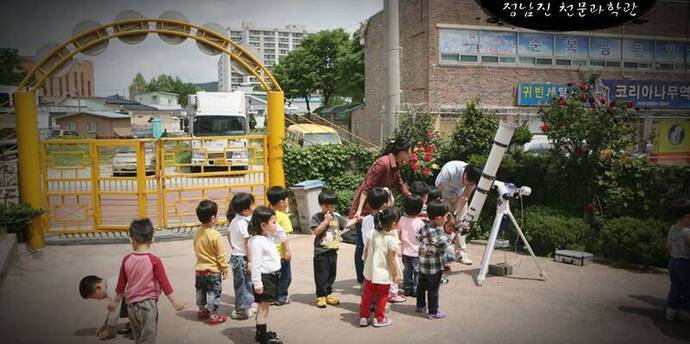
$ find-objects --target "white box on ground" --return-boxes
[290,180,324,234]
[554,249,594,266]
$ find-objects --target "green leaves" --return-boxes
[440,98,499,163]
[283,143,375,187]
[0,203,45,234]
[129,73,201,107]
[0,48,26,85]
[274,29,363,108]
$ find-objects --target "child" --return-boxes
[359,206,402,328]
[249,206,285,344]
[310,189,357,308]
[109,218,184,344]
[399,194,425,297]
[666,199,690,322]
[79,275,131,340]
[266,186,294,306]
[409,181,430,203]
[193,200,229,325]
[427,186,441,203]
[440,213,459,285]
[227,192,257,320]
[416,200,451,320]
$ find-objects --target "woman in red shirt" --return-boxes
[349,135,413,284]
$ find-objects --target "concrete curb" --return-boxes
[46,227,229,246]
[0,233,18,290]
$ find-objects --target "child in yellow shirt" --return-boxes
[267,186,293,306]
[194,200,229,325]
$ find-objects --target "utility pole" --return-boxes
[383,0,401,140]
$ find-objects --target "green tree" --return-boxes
[128,73,146,99]
[138,74,200,107]
[273,49,318,111]
[335,29,364,103]
[440,98,499,163]
[0,48,26,85]
[273,29,363,109]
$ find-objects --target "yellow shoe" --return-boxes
[315,297,327,308]
[326,294,340,305]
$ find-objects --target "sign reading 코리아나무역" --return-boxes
[518,80,690,108]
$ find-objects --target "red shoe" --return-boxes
[197,310,210,319]
[208,313,227,325]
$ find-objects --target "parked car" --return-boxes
[49,129,79,138]
[286,124,342,147]
[112,146,155,176]
[522,134,553,155]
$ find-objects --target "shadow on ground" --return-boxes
[618,294,690,342]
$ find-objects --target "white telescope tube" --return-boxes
[460,120,516,226]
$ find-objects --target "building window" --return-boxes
[87,81,91,96]
[74,72,78,90]
[87,122,97,134]
[460,55,478,62]
[59,78,63,96]
[249,42,260,48]
[279,38,289,43]
[68,122,77,131]
[481,56,499,63]
[279,32,289,37]
[263,31,274,36]
[264,37,274,43]
[80,72,84,93]
[249,30,260,35]
[279,49,289,55]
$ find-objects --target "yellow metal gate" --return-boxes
[41,135,268,235]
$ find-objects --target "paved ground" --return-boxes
[1,234,688,344]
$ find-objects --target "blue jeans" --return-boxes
[195,272,222,312]
[668,257,690,310]
[402,255,419,295]
[278,259,292,303]
[354,223,365,284]
[417,271,443,315]
[230,255,254,310]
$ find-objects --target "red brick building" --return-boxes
[355,0,690,152]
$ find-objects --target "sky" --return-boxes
[0,0,383,96]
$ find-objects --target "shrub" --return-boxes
[283,143,376,187]
[511,123,533,147]
[0,203,45,242]
[521,206,590,256]
[439,98,499,164]
[598,217,669,267]
[335,188,357,216]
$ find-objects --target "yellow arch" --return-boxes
[19,18,282,92]
[15,17,285,250]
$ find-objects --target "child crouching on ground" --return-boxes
[249,206,285,344]
[109,218,184,344]
[193,200,229,325]
[359,206,402,327]
[79,275,131,340]
[665,199,690,322]
[417,200,451,320]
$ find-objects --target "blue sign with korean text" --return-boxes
[555,35,588,58]
[479,31,517,55]
[600,80,690,108]
[518,33,554,56]
[623,39,654,61]
[589,37,622,59]
[518,80,690,108]
[517,83,572,106]
[655,41,685,63]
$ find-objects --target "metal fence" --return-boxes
[40,135,268,235]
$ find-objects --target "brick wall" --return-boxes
[358,0,690,144]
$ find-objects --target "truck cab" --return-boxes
[188,91,250,171]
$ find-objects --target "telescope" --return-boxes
[459,121,547,286]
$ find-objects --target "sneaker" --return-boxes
[416,307,427,314]
[458,251,473,265]
[440,276,449,285]
[388,295,407,303]
[230,309,249,320]
[197,310,210,319]
[372,317,392,327]
[359,317,369,327]
[427,310,447,320]
[678,309,690,323]
[326,294,340,305]
[256,330,279,342]
[665,308,678,321]
[207,313,227,325]
[315,297,327,308]
[275,297,291,306]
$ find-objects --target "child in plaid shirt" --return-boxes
[416,200,451,320]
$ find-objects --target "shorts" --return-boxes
[253,272,280,303]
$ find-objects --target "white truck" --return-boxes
[187,91,250,171]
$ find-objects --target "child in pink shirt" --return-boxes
[398,194,425,297]
[109,218,184,344]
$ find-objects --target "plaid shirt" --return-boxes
[417,224,451,275]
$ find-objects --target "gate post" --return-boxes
[267,91,285,187]
[14,92,46,249]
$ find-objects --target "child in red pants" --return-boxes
[359,207,402,328]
